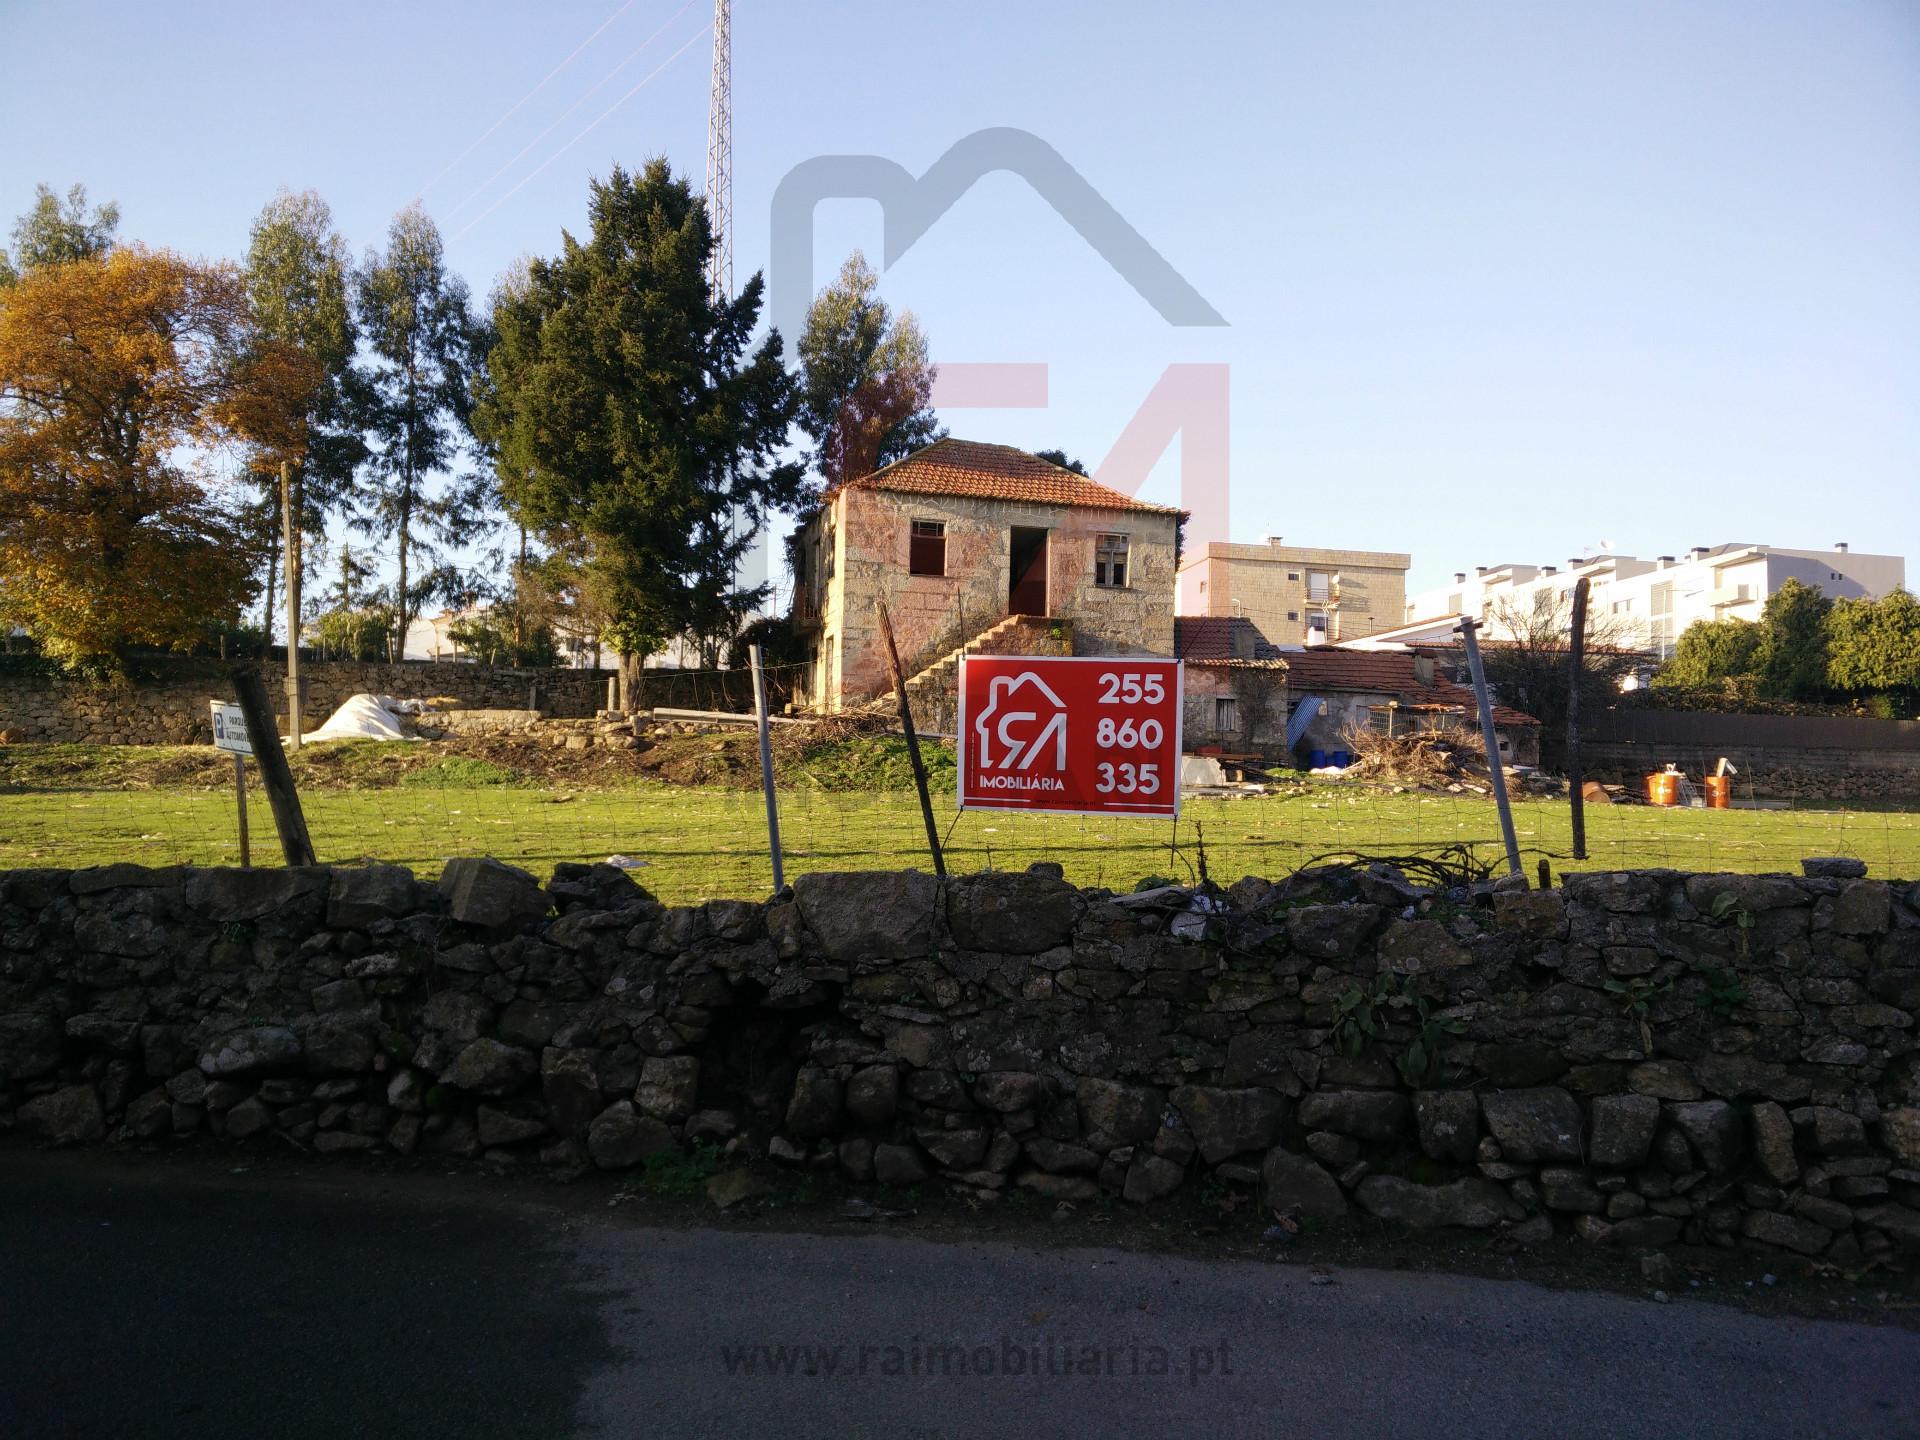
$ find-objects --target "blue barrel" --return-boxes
[1307,749,1328,769]
[1331,750,1352,768]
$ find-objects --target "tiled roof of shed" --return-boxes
[1173,616,1285,662]
[842,438,1182,514]
[1280,647,1541,727]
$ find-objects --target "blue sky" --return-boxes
[3,0,1915,596]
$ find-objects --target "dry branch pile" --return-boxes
[1337,718,1492,788]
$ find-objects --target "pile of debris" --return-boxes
[1336,720,1563,797]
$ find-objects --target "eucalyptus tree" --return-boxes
[240,189,363,636]
[352,204,482,651]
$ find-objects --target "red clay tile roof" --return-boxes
[1278,648,1540,726]
[844,438,1182,514]
[1173,616,1285,662]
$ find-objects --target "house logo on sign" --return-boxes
[972,672,1067,790]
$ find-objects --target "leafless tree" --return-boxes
[1482,590,1644,770]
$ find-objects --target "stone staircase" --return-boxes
[864,614,1070,732]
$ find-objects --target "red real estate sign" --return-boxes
[957,655,1184,818]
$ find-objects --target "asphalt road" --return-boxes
[2,1154,1915,1440]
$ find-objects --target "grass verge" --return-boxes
[0,758,1913,903]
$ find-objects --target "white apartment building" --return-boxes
[1402,543,1905,658]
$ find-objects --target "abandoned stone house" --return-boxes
[1174,617,1292,752]
[784,438,1542,764]
[1274,646,1543,766]
[790,439,1182,712]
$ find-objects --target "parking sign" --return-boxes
[210,701,253,756]
[958,655,1182,818]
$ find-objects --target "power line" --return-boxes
[454,22,711,238]
[412,0,641,203]
[445,0,702,224]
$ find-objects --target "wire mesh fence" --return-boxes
[2,766,1915,905]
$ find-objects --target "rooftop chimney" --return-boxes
[1690,546,1708,559]
[1541,565,1558,576]
[1836,542,1849,553]
[1454,572,1466,584]
[1568,557,1584,569]
[1658,555,1676,568]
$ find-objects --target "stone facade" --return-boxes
[1178,540,1412,646]
[1182,663,1292,751]
[0,660,616,746]
[795,487,1179,711]
[6,858,1920,1265]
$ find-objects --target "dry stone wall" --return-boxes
[4,858,1919,1264]
[0,660,614,746]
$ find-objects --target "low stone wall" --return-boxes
[0,660,616,746]
[3,859,1918,1264]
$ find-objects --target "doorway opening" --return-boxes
[1009,527,1049,616]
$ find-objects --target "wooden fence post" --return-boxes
[229,665,316,867]
[876,604,946,878]
[1568,576,1590,862]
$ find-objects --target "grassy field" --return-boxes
[1,744,1915,902]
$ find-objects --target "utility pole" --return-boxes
[281,460,304,749]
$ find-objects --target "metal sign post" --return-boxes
[748,642,785,892]
[210,701,254,867]
[1456,617,1524,879]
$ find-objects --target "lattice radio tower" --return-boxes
[705,0,751,618]
[704,0,733,305]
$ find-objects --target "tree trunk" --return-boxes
[619,652,644,713]
[514,526,528,663]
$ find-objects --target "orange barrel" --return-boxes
[1703,775,1731,809]
[1646,772,1680,806]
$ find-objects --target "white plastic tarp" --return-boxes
[1180,755,1228,789]
[305,694,424,743]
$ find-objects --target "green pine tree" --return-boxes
[473,160,803,696]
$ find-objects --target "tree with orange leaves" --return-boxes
[0,247,256,667]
